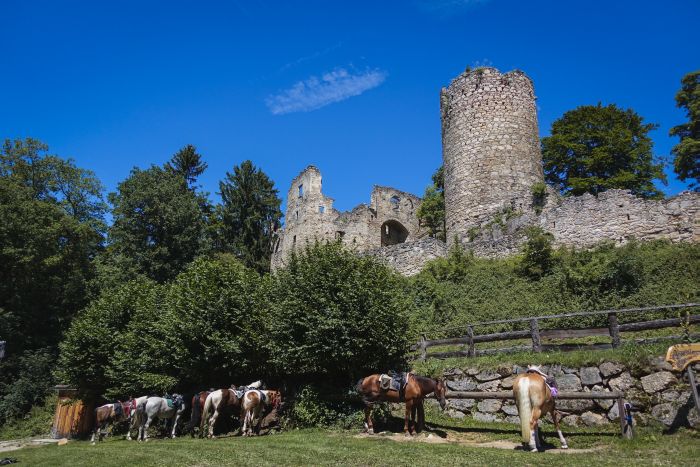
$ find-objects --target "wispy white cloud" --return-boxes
[266,68,387,115]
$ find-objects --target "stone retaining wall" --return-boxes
[434,356,699,429]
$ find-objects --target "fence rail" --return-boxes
[412,303,699,361]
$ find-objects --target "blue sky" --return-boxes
[2,0,698,214]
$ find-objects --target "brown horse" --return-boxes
[513,370,568,452]
[356,373,447,435]
[185,391,210,437]
[90,400,132,444]
[241,389,282,436]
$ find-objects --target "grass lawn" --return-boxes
[8,418,699,466]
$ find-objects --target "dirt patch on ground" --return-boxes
[0,438,61,453]
[354,431,600,454]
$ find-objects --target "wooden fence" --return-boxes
[412,303,699,361]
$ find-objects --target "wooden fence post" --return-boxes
[530,319,541,352]
[608,313,621,348]
[467,326,475,357]
[419,334,427,361]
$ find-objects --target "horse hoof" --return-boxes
[561,445,568,450]
[530,448,538,453]
[367,429,374,435]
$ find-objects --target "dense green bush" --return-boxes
[265,242,411,384]
[0,349,55,425]
[409,239,699,338]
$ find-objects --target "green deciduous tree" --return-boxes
[542,104,666,198]
[670,71,700,190]
[218,160,282,274]
[0,137,105,422]
[417,166,446,241]
[106,165,211,283]
[265,242,410,384]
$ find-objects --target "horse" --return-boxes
[135,394,186,441]
[200,389,241,438]
[125,396,148,441]
[241,389,282,436]
[90,400,132,444]
[185,391,210,437]
[356,373,447,435]
[513,367,568,452]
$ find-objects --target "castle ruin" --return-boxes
[271,67,699,275]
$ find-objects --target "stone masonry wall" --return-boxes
[366,237,448,276]
[271,166,426,271]
[441,67,544,247]
[433,357,699,429]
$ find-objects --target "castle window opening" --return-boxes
[626,214,630,220]
[319,205,325,214]
[295,210,299,220]
[390,195,400,210]
[298,184,303,197]
[381,220,409,247]
[336,231,345,240]
[293,235,296,245]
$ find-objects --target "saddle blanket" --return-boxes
[166,399,174,409]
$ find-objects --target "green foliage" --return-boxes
[0,395,56,440]
[266,242,411,383]
[542,104,666,198]
[165,144,208,188]
[217,160,282,274]
[670,70,700,190]
[287,386,364,429]
[56,280,166,397]
[530,181,547,214]
[416,166,445,241]
[0,350,55,425]
[106,165,211,283]
[410,240,699,337]
[517,226,555,279]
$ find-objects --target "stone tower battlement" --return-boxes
[440,67,544,244]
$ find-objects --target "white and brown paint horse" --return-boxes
[241,389,282,436]
[135,394,186,441]
[356,373,447,435]
[90,400,132,444]
[200,389,241,438]
[513,367,568,452]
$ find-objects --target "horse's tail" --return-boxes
[515,377,532,444]
[135,399,147,425]
[186,393,202,434]
[200,392,214,433]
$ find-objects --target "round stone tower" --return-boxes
[440,67,544,245]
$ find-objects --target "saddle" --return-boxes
[379,372,408,394]
[526,366,559,398]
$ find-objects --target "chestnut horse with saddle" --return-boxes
[356,373,447,435]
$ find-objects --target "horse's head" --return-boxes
[435,378,448,411]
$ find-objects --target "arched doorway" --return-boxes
[381,220,409,246]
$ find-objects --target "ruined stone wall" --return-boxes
[366,237,448,276]
[541,190,700,248]
[441,67,544,246]
[270,166,425,271]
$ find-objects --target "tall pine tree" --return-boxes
[218,160,282,273]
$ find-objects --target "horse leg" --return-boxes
[553,410,568,449]
[404,400,413,436]
[143,415,153,442]
[411,404,417,434]
[364,405,373,434]
[529,407,542,452]
[417,402,425,433]
[171,413,180,439]
[209,409,218,439]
